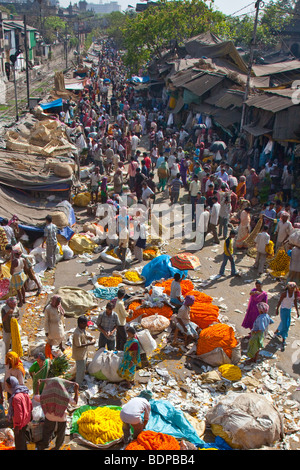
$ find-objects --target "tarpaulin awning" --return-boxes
[0,151,73,192]
[0,186,75,239]
[65,82,84,91]
[129,76,150,83]
[40,99,63,110]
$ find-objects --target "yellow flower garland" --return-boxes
[77,407,123,445]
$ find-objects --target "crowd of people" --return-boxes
[0,38,299,451]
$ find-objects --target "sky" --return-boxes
[57,0,262,14]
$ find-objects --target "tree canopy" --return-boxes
[97,0,295,73]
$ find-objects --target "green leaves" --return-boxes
[104,0,294,72]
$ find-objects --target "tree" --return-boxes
[43,16,66,44]
[120,0,226,72]
[225,0,295,51]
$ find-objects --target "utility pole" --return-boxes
[65,25,68,69]
[23,15,30,108]
[240,0,262,133]
[13,64,18,122]
[10,50,21,122]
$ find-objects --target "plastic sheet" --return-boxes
[142,255,188,287]
[146,399,205,446]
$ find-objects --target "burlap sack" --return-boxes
[53,163,73,178]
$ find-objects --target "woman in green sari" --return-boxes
[118,327,141,388]
[29,352,51,394]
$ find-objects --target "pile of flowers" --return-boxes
[125,431,180,450]
[77,407,123,445]
[268,249,290,277]
[97,276,123,287]
[127,300,173,322]
[124,271,143,283]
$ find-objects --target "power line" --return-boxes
[231,2,256,16]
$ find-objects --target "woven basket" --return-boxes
[51,211,68,229]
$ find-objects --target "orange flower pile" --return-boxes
[153,278,194,297]
[196,323,238,359]
[0,441,15,450]
[189,290,219,329]
[127,301,173,322]
[125,431,180,450]
[97,276,122,287]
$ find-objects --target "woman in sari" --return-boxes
[236,176,246,200]
[242,280,268,333]
[3,351,25,397]
[235,206,251,249]
[44,295,65,357]
[118,326,141,388]
[29,352,51,394]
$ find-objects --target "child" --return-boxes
[247,302,273,362]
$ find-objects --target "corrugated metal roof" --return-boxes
[205,89,244,109]
[182,72,224,97]
[253,60,300,77]
[243,124,273,136]
[245,93,295,112]
[170,69,202,87]
[213,108,242,127]
[191,103,241,127]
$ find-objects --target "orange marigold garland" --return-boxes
[196,323,238,359]
[153,278,194,297]
[125,431,180,450]
[127,301,173,322]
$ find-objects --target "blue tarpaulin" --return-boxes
[128,76,150,84]
[40,99,63,110]
[146,400,205,446]
[141,254,188,287]
[146,399,232,450]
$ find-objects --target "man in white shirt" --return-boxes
[167,153,176,170]
[141,181,154,210]
[120,390,152,444]
[275,212,294,251]
[254,225,270,274]
[178,127,189,146]
[115,288,133,351]
[207,197,220,244]
[196,206,210,248]
[131,134,140,157]
[215,168,229,183]
[189,175,201,221]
